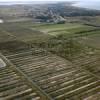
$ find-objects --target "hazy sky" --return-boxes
[0,0,100,10]
[1,0,75,1]
[0,0,100,2]
[0,0,99,2]
[0,0,63,1]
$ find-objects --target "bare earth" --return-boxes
[0,58,6,68]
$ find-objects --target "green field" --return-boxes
[31,23,83,33]
[78,33,100,49]
[0,22,85,43]
[30,23,97,36]
[0,21,100,50]
[0,22,50,42]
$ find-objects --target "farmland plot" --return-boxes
[0,23,50,42]
[0,21,100,100]
[0,55,43,100]
[0,29,15,43]
[2,48,100,100]
[78,33,100,49]
[31,23,83,33]
[31,23,96,36]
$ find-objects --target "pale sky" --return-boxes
[0,0,99,4]
[0,0,74,2]
[0,0,75,1]
[0,0,81,5]
[0,0,85,2]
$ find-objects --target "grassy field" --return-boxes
[0,22,86,60]
[0,28,15,43]
[31,23,83,32]
[0,22,85,43]
[30,23,97,36]
[0,22,50,42]
[47,26,95,36]
[0,21,100,50]
[78,33,100,49]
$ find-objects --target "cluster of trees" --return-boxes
[29,34,83,60]
[36,15,52,22]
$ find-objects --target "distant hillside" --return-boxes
[0,2,100,22]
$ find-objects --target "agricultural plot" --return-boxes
[0,55,43,100]
[0,29,15,43]
[47,26,96,36]
[31,23,82,33]
[2,48,100,100]
[78,33,100,49]
[87,16,100,26]
[0,23,50,42]
[31,23,96,36]
[72,49,100,77]
[0,22,98,44]
[0,21,100,100]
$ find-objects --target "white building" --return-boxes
[0,19,4,23]
[0,58,6,68]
